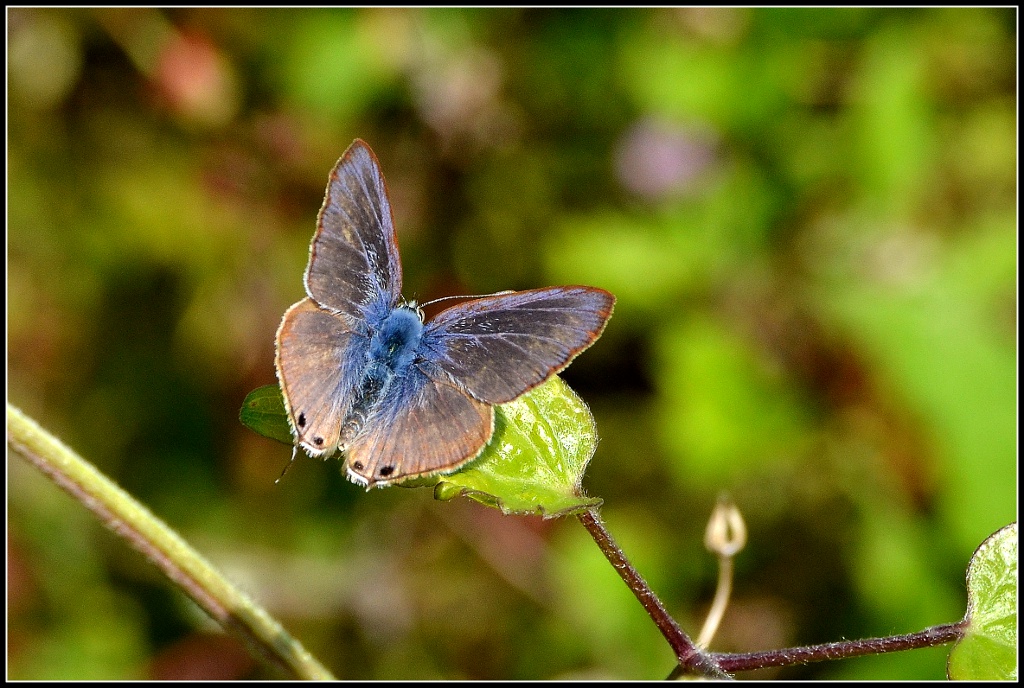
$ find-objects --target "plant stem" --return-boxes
[577,508,728,679]
[698,554,733,648]
[7,403,335,680]
[698,495,746,649]
[710,620,968,673]
[578,504,968,678]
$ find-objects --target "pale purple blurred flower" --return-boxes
[615,118,718,201]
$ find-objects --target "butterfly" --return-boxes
[275,139,615,488]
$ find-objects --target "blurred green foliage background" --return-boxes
[7,7,1016,680]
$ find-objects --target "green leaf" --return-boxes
[432,376,602,519]
[238,377,602,518]
[948,522,1018,680]
[239,384,294,445]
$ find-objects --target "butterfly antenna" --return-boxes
[418,290,515,309]
[275,445,299,484]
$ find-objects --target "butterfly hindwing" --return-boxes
[344,366,494,486]
[275,298,368,457]
[421,286,615,404]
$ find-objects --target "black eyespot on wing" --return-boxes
[314,436,324,446]
[378,465,395,477]
[298,412,306,427]
[352,461,364,470]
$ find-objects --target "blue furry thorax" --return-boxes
[368,306,423,373]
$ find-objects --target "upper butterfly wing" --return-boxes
[305,139,403,322]
[344,365,494,487]
[275,298,369,457]
[420,286,615,405]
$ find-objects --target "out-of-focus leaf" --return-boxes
[277,11,401,124]
[817,223,1016,552]
[947,523,1018,680]
[655,316,812,487]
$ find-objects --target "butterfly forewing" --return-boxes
[275,298,369,456]
[345,366,494,487]
[421,286,615,405]
[305,139,403,321]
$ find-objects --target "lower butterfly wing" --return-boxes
[275,298,368,457]
[344,367,494,488]
[420,286,615,404]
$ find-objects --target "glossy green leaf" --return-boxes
[238,377,602,518]
[948,523,1018,680]
[238,384,294,446]
[431,376,602,518]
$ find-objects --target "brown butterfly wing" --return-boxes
[305,139,403,320]
[344,366,494,488]
[275,298,368,457]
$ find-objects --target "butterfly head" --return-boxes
[400,298,425,320]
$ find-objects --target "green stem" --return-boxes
[7,403,335,680]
